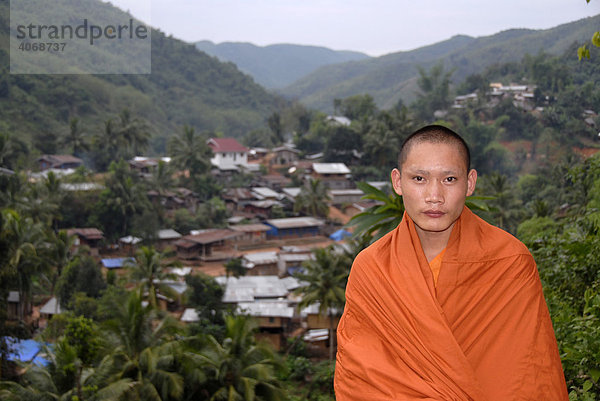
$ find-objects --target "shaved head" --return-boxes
[398,124,471,173]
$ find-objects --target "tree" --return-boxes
[116,108,151,157]
[294,246,350,361]
[168,125,212,179]
[412,62,453,121]
[56,254,106,308]
[577,1,600,60]
[127,246,178,309]
[225,257,246,278]
[334,94,377,121]
[62,117,89,157]
[293,179,330,219]
[198,315,284,400]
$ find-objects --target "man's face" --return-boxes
[391,141,477,240]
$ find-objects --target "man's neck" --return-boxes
[415,224,455,263]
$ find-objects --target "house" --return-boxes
[156,229,182,250]
[207,138,249,171]
[256,174,292,190]
[180,308,200,323]
[118,235,142,255]
[174,229,242,260]
[39,297,62,320]
[301,303,341,331]
[264,217,324,239]
[251,186,283,200]
[242,251,279,276]
[147,187,199,211]
[229,223,271,245]
[328,189,364,205]
[222,188,256,211]
[37,154,83,171]
[128,156,171,176]
[311,163,353,189]
[277,246,313,276]
[272,145,300,166]
[326,115,351,126]
[237,301,295,350]
[6,291,21,321]
[65,228,104,256]
[243,200,284,219]
[101,257,136,270]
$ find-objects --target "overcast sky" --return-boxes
[107,0,600,56]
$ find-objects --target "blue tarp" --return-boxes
[329,229,352,241]
[4,337,48,366]
[101,257,135,269]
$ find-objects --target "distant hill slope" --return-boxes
[281,15,600,111]
[195,41,370,89]
[0,0,279,152]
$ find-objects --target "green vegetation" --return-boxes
[282,14,600,111]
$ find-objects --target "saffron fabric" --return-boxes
[428,248,446,286]
[335,206,568,400]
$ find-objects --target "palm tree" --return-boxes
[62,117,90,157]
[198,315,284,401]
[294,246,350,361]
[98,291,185,400]
[1,209,47,320]
[117,109,151,157]
[293,179,330,218]
[168,126,213,178]
[128,246,178,309]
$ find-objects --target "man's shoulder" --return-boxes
[465,210,531,260]
[353,227,396,267]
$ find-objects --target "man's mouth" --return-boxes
[424,210,445,218]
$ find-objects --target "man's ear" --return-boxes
[391,168,402,196]
[466,169,477,196]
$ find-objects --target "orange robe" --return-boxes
[335,206,568,400]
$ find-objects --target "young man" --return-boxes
[334,125,568,400]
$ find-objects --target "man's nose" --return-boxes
[425,181,444,203]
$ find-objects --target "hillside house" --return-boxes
[37,154,83,171]
[242,251,279,276]
[272,145,300,166]
[311,163,353,189]
[207,137,249,171]
[264,217,324,239]
[329,188,364,205]
[128,156,171,176]
[65,228,104,256]
[229,223,270,245]
[174,229,242,261]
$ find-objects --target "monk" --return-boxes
[335,125,568,400]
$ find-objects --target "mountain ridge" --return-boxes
[195,40,370,89]
[279,15,600,111]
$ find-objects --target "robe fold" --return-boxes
[335,206,568,401]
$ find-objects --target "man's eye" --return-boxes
[413,176,424,182]
[446,177,457,182]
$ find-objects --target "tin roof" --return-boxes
[237,301,294,318]
[312,163,351,174]
[157,229,182,240]
[207,138,248,153]
[183,229,241,245]
[217,275,301,303]
[229,223,271,233]
[181,308,200,322]
[265,217,324,229]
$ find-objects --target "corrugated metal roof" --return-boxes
[183,229,241,244]
[157,229,182,240]
[282,187,301,198]
[40,297,62,315]
[229,223,270,232]
[101,257,135,269]
[265,217,324,229]
[312,163,350,174]
[251,187,281,199]
[242,251,278,266]
[181,308,200,322]
[329,189,364,196]
[7,291,19,303]
[217,275,300,303]
[237,301,294,318]
[66,228,104,240]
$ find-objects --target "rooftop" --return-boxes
[312,163,351,175]
[229,223,271,233]
[216,275,301,303]
[265,217,324,229]
[208,138,249,153]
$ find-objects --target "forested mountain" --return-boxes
[281,15,600,111]
[0,0,280,153]
[195,41,370,89]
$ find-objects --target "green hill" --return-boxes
[281,15,600,111]
[0,0,280,153]
[195,41,370,89]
